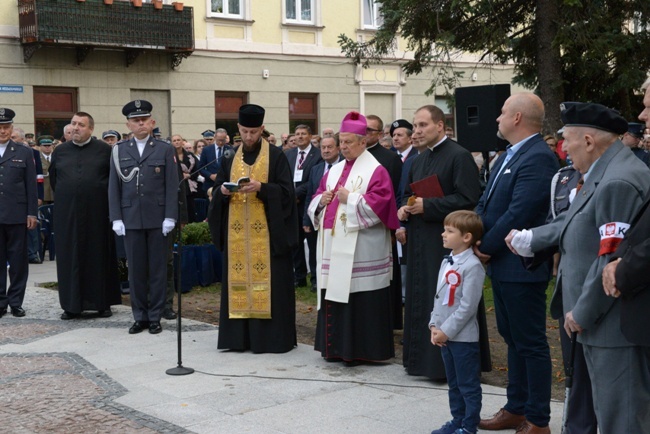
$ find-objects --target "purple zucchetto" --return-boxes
[340,111,367,135]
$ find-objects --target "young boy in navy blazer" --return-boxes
[429,210,485,434]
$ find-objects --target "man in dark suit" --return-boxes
[475,93,559,434]
[109,100,178,335]
[390,119,416,304]
[366,115,403,330]
[285,124,322,287]
[302,135,341,292]
[0,108,38,318]
[199,128,233,193]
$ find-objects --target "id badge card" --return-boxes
[293,168,304,183]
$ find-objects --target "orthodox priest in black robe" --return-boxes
[208,104,298,354]
[399,105,490,380]
[49,113,120,318]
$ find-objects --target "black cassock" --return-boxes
[402,138,491,380]
[208,140,298,353]
[50,138,120,313]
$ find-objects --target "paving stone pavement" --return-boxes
[0,260,566,433]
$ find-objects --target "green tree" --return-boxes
[340,0,650,133]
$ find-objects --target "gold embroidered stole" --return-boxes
[227,140,271,319]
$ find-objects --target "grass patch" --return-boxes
[186,283,221,294]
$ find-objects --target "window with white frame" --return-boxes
[210,0,243,18]
[285,0,314,24]
[362,0,383,29]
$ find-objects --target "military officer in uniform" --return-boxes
[102,130,121,147]
[0,108,38,318]
[108,100,178,334]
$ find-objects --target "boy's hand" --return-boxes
[430,326,439,345]
[434,330,449,346]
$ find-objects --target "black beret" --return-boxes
[627,122,645,139]
[560,102,628,135]
[239,104,265,128]
[102,130,121,139]
[0,107,16,124]
[389,119,413,136]
[122,99,152,119]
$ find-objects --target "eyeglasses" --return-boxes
[366,128,381,133]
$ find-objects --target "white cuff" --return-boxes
[512,229,534,257]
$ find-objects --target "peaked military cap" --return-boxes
[202,130,215,138]
[627,122,645,139]
[0,107,16,124]
[102,130,121,139]
[122,99,152,119]
[38,135,54,145]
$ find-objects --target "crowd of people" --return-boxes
[1,76,650,434]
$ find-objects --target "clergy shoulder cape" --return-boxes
[308,150,393,307]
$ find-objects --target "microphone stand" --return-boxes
[165,147,228,376]
[166,151,208,376]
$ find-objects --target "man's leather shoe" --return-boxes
[128,321,148,334]
[10,307,26,317]
[162,308,177,320]
[515,420,550,434]
[98,309,112,318]
[479,408,526,430]
[60,311,80,320]
[149,321,162,334]
[29,257,42,264]
[0,308,7,318]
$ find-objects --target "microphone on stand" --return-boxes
[166,147,232,376]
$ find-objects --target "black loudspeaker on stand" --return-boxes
[455,84,511,153]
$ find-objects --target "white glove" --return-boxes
[162,218,176,236]
[112,220,126,237]
[511,229,534,257]
[197,175,205,183]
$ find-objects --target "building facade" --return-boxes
[1,0,520,141]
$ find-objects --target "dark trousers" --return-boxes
[0,224,28,309]
[293,224,307,282]
[124,228,167,322]
[492,279,551,427]
[442,341,482,433]
[558,317,597,434]
[27,227,40,260]
[305,229,317,285]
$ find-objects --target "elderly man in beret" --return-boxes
[507,102,650,433]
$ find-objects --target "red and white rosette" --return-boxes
[444,270,461,306]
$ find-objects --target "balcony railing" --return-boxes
[18,0,194,68]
